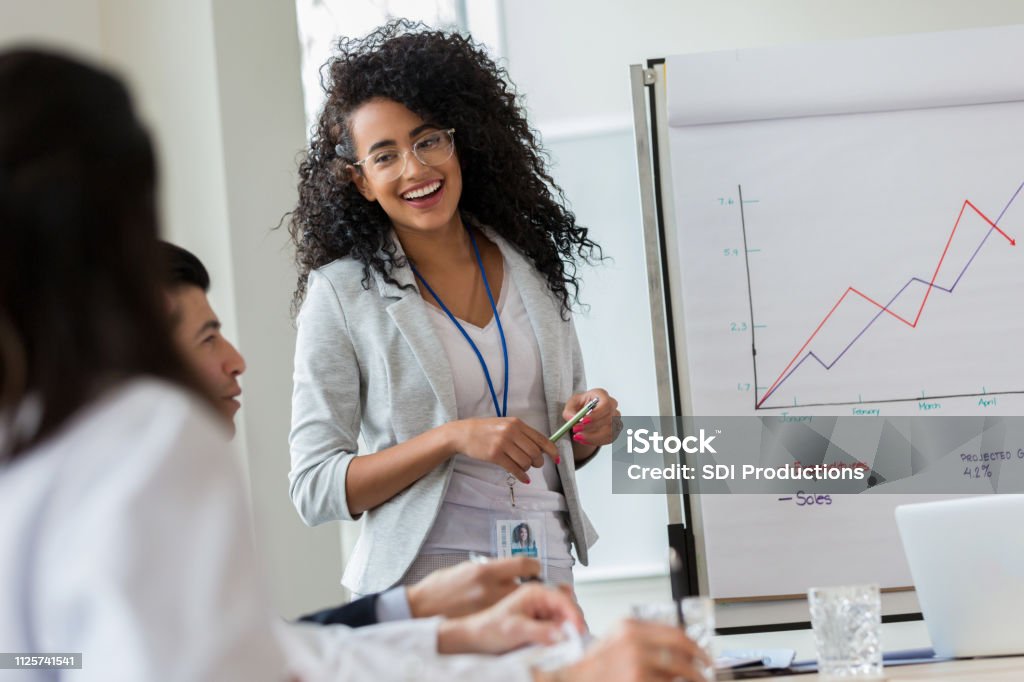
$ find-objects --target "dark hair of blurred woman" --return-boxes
[0,49,210,460]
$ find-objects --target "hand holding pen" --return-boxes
[558,388,622,449]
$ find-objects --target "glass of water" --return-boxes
[807,584,883,679]
[630,601,680,625]
[682,597,716,682]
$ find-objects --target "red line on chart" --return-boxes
[756,198,1017,408]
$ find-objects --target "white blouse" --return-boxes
[420,263,575,569]
[0,380,286,681]
[0,380,536,682]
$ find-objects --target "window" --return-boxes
[294,0,502,136]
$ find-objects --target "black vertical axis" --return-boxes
[738,184,760,410]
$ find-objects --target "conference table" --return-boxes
[757,655,1024,680]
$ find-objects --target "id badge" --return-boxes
[493,512,548,581]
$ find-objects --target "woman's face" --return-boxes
[347,98,463,237]
[517,526,528,543]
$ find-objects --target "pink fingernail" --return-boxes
[555,456,561,465]
[581,417,592,425]
[572,424,583,433]
[525,475,531,483]
[573,434,585,443]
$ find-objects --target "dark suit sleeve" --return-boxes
[296,592,380,628]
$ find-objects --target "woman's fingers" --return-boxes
[502,443,534,474]
[497,454,532,483]
[632,620,713,667]
[500,419,556,470]
[510,433,546,469]
[460,417,561,474]
[521,423,559,459]
[575,409,621,445]
[516,423,558,463]
[589,395,618,427]
[569,389,620,446]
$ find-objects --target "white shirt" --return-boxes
[277,620,535,682]
[421,264,575,568]
[0,381,284,681]
[0,380,533,682]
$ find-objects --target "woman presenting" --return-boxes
[287,21,621,596]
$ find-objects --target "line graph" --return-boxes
[749,181,1022,410]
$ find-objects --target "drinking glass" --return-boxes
[807,584,882,679]
[682,597,716,682]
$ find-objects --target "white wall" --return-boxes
[498,0,1024,634]
[207,0,347,617]
[0,0,102,59]
[502,0,1024,129]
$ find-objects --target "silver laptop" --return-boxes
[895,495,1024,658]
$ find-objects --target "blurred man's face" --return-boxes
[168,285,245,433]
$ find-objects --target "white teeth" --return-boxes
[403,181,441,200]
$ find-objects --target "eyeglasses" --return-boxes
[352,128,456,183]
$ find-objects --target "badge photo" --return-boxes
[493,513,548,580]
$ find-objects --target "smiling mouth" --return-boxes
[402,180,443,200]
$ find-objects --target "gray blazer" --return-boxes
[288,228,598,595]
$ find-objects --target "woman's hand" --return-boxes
[562,389,621,450]
[535,619,711,682]
[437,583,585,655]
[407,557,542,618]
[444,417,559,483]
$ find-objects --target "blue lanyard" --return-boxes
[410,228,509,418]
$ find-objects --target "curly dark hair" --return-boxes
[288,20,601,318]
